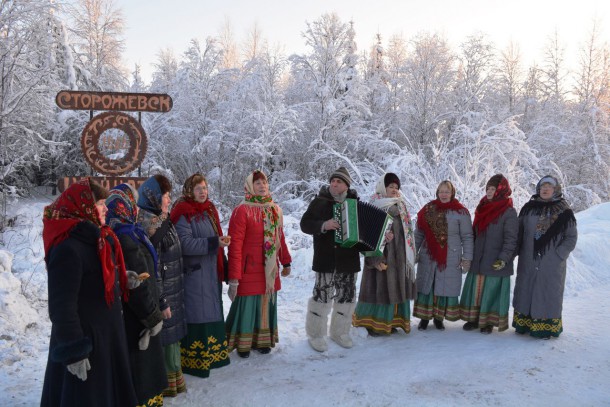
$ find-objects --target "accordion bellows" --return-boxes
[333,198,393,257]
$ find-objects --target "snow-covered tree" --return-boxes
[567,21,610,209]
[287,13,370,184]
[494,41,525,119]
[454,32,496,121]
[402,32,455,151]
[66,0,127,90]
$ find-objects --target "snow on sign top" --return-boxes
[55,90,173,113]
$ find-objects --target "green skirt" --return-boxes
[162,342,186,397]
[353,302,411,334]
[413,291,459,321]
[459,272,511,331]
[225,293,278,353]
[512,311,563,338]
[180,321,230,378]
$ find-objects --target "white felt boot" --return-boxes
[330,301,356,348]
[305,298,331,352]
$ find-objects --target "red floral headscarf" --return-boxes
[42,179,129,307]
[473,175,513,235]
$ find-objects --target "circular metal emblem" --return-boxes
[81,111,148,176]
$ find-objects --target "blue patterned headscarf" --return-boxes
[106,183,159,278]
[137,176,163,215]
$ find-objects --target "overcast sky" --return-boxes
[120,0,610,83]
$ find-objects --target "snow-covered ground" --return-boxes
[1,191,610,406]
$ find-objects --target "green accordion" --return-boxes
[333,198,393,257]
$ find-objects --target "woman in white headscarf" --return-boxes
[353,173,417,336]
[225,170,292,358]
[513,175,577,339]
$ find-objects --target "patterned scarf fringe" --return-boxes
[519,200,576,259]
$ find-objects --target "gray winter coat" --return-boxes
[175,214,223,324]
[415,209,474,297]
[471,208,518,277]
[512,212,578,319]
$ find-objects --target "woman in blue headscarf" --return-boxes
[106,183,168,406]
[137,175,187,397]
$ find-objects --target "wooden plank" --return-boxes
[56,90,172,112]
[57,176,149,193]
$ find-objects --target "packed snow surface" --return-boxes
[1,196,609,406]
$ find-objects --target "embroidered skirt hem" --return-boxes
[180,321,230,378]
[225,293,279,352]
[136,393,163,407]
[162,342,186,397]
[459,272,510,331]
[512,311,563,338]
[353,302,411,334]
[413,292,459,321]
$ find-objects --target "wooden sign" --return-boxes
[81,111,147,176]
[56,90,172,112]
[54,90,171,186]
[58,176,148,193]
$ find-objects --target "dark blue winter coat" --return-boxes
[117,233,168,403]
[41,221,138,407]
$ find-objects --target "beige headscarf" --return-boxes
[242,171,283,295]
[370,174,416,278]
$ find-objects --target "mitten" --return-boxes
[67,358,91,381]
[138,329,151,350]
[492,259,506,271]
[150,320,163,336]
[127,270,142,290]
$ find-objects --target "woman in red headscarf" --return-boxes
[40,179,138,407]
[171,173,231,378]
[459,174,518,334]
[225,170,292,358]
[413,180,474,331]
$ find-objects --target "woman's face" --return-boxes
[193,181,208,203]
[161,192,171,214]
[385,183,400,198]
[486,185,497,200]
[253,178,269,196]
[95,199,108,225]
[437,186,452,203]
[539,183,555,200]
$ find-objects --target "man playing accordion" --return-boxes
[300,167,361,352]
